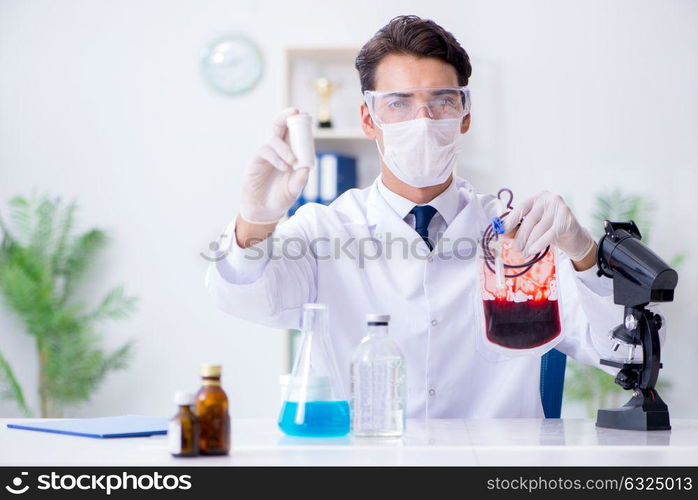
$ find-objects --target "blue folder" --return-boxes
[6,415,169,439]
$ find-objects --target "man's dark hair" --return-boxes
[355,15,472,92]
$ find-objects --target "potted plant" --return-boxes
[0,193,137,417]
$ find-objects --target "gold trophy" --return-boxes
[313,77,338,129]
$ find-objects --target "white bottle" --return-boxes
[286,113,316,170]
[350,314,406,437]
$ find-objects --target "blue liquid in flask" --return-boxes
[278,400,350,437]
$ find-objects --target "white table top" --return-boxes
[1,418,697,466]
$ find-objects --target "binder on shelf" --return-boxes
[288,152,357,216]
[319,153,356,204]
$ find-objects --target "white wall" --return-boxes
[1,0,696,419]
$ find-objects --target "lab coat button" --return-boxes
[428,389,436,396]
[428,257,434,263]
[431,319,438,327]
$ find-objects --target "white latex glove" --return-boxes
[239,108,310,224]
[503,191,595,262]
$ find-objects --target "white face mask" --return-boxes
[376,117,462,188]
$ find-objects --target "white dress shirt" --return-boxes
[206,176,631,419]
[377,175,460,246]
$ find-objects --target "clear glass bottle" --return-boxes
[195,364,231,455]
[278,303,350,437]
[168,391,199,457]
[351,314,406,437]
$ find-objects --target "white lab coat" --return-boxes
[206,176,625,418]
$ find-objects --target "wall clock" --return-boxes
[200,35,263,96]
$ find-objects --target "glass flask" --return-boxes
[479,232,563,356]
[278,303,350,437]
[350,314,406,437]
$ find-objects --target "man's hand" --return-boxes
[237,108,310,248]
[239,108,310,225]
[503,191,596,270]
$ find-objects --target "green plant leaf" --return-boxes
[104,341,134,372]
[59,229,106,302]
[564,359,626,417]
[0,350,32,416]
[591,189,655,242]
[44,327,133,406]
[51,200,77,275]
[0,251,58,337]
[84,285,138,324]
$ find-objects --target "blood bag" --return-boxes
[478,189,564,356]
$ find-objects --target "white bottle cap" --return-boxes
[286,113,313,127]
[286,113,316,170]
[366,313,390,324]
[174,391,195,406]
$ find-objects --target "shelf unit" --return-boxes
[283,46,377,186]
[283,47,364,134]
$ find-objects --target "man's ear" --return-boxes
[460,113,471,134]
[360,103,377,140]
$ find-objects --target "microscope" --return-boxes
[595,220,678,431]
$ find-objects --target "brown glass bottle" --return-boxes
[169,392,199,457]
[195,364,231,455]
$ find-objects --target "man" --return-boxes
[206,15,625,418]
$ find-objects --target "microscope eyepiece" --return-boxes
[596,220,678,307]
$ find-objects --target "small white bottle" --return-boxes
[168,391,199,457]
[286,113,316,170]
[350,314,406,437]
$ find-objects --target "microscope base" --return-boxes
[596,392,671,431]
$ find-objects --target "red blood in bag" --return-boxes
[479,237,561,349]
[483,299,561,349]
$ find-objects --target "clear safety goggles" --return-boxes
[364,86,470,126]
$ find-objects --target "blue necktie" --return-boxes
[409,205,438,251]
